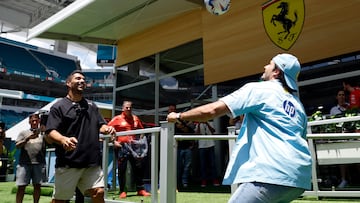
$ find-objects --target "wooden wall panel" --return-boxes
[203,0,360,85]
[294,0,360,62]
[116,0,360,85]
[116,10,202,66]
[203,0,274,84]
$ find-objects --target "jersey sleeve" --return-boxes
[220,82,264,118]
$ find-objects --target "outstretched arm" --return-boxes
[167,100,230,122]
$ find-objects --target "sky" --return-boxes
[1,30,109,70]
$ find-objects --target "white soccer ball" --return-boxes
[204,0,231,16]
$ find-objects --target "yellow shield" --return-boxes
[262,0,305,50]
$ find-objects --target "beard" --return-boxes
[71,84,85,94]
[260,75,265,81]
[260,71,274,81]
[260,73,267,81]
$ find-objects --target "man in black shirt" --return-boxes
[46,70,116,203]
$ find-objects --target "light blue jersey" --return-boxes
[220,80,312,190]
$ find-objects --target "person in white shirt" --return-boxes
[329,89,350,188]
[330,89,349,116]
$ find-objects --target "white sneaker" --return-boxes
[337,180,348,188]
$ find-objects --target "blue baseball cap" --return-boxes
[272,53,301,91]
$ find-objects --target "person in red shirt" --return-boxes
[343,79,360,110]
[108,101,150,199]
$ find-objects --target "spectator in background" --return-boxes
[46,70,116,203]
[195,121,219,187]
[329,89,350,188]
[330,89,349,116]
[168,104,195,188]
[343,79,360,111]
[15,113,48,203]
[108,100,150,199]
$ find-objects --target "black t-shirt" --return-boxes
[46,97,106,168]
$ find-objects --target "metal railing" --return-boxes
[100,122,237,203]
[46,116,360,202]
[304,115,360,198]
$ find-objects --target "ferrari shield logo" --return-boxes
[262,0,305,50]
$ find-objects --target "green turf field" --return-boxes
[1,181,360,203]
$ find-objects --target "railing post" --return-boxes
[307,125,319,197]
[151,131,159,203]
[160,121,176,203]
[102,136,110,199]
[46,149,52,181]
[111,146,116,191]
[227,126,237,194]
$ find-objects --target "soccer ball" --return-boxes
[204,0,231,16]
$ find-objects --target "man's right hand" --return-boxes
[61,137,78,151]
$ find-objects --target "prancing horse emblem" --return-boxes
[262,0,305,50]
[271,2,297,39]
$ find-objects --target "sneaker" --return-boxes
[337,179,348,188]
[119,192,127,199]
[201,180,206,187]
[137,189,151,196]
[213,179,220,186]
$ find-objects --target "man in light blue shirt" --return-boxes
[167,53,312,202]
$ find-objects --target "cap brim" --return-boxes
[284,75,298,91]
